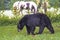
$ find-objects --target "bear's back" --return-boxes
[20,13,50,26]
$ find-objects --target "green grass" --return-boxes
[0,22,60,40]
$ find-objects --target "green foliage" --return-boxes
[49,0,60,8]
[0,11,60,26]
[46,11,60,23]
[0,16,21,26]
[0,0,4,10]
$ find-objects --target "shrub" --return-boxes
[0,15,22,26]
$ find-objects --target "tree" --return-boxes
[49,0,60,8]
[0,0,4,10]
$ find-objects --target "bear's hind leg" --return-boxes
[37,25,45,34]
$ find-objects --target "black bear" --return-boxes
[17,13,54,35]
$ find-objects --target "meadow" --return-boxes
[0,22,60,40]
[0,10,60,40]
[0,0,60,40]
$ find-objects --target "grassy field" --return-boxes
[0,22,60,40]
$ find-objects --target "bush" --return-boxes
[0,9,60,26]
[46,11,60,23]
[0,15,22,26]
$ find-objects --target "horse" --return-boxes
[24,1,38,14]
[13,1,25,13]
[13,1,20,11]
[13,1,37,15]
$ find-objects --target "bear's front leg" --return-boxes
[30,26,35,35]
[26,26,30,35]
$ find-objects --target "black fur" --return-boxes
[17,13,54,35]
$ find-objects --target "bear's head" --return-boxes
[17,23,24,32]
